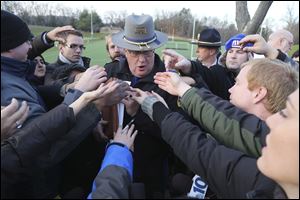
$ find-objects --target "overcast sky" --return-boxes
[40,1,299,29]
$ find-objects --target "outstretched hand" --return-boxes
[131,88,169,108]
[74,66,107,92]
[1,98,29,140]
[162,49,192,74]
[83,81,119,101]
[113,124,138,151]
[154,72,191,97]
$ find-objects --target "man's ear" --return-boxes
[58,44,64,52]
[252,87,267,104]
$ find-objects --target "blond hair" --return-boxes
[105,34,113,52]
[244,58,299,113]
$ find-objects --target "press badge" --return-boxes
[187,175,208,199]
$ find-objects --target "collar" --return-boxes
[198,57,218,68]
[58,52,84,67]
[1,56,35,79]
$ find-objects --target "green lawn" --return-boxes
[290,44,299,57]
[40,39,197,66]
[30,25,298,66]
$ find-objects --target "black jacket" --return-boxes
[152,102,282,199]
[48,56,91,71]
[104,54,182,197]
[27,32,54,60]
[186,61,235,100]
[1,104,75,198]
[1,101,101,198]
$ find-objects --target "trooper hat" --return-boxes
[191,28,221,47]
[112,14,168,51]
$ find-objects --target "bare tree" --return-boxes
[1,1,24,14]
[236,1,273,34]
[283,4,299,44]
[235,1,250,32]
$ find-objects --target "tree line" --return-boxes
[1,1,298,44]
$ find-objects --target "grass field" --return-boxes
[38,38,198,66]
[29,25,199,66]
[29,25,299,66]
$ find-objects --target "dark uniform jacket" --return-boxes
[151,102,282,199]
[104,54,182,197]
[186,60,235,100]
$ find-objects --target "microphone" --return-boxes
[171,173,193,196]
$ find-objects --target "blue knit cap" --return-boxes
[225,34,253,51]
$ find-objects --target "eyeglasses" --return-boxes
[126,49,154,58]
[65,43,86,50]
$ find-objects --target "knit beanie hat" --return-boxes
[1,10,33,52]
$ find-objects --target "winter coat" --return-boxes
[1,104,75,198]
[151,102,280,199]
[104,54,182,197]
[1,56,47,124]
[88,143,133,199]
[47,56,91,71]
[179,87,269,157]
[1,100,100,198]
[186,60,235,100]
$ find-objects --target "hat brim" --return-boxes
[112,31,168,51]
[191,40,221,47]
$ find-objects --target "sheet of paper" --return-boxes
[117,80,131,128]
[117,103,124,127]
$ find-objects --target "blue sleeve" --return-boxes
[87,143,133,199]
[100,143,133,179]
[63,88,83,105]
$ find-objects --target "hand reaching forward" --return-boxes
[74,65,107,92]
[131,88,168,108]
[122,90,140,117]
[70,82,115,115]
[113,124,138,151]
[163,49,192,74]
[1,98,29,141]
[154,72,191,97]
[93,80,131,111]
